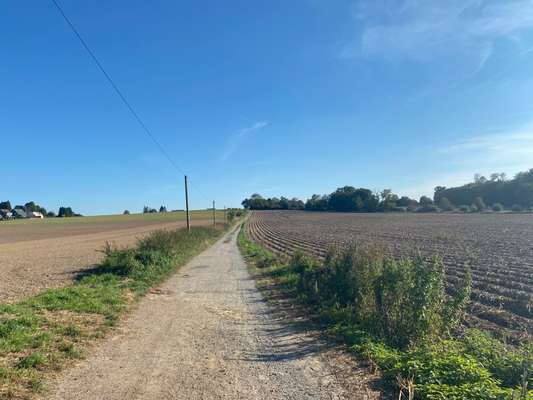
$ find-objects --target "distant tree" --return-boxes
[380,189,392,202]
[328,187,378,212]
[515,169,533,183]
[379,189,399,211]
[435,168,533,209]
[397,196,418,208]
[143,206,150,214]
[242,194,268,210]
[474,196,486,211]
[268,197,281,210]
[123,210,130,215]
[149,208,158,213]
[433,186,446,203]
[355,196,365,211]
[242,194,305,210]
[305,194,329,211]
[0,201,11,210]
[159,206,167,213]
[491,203,504,212]
[24,202,47,215]
[438,197,454,211]
[417,204,440,213]
[58,207,75,218]
[511,204,523,212]
[288,198,304,210]
[24,202,37,212]
[46,211,56,218]
[419,196,433,206]
[418,196,437,212]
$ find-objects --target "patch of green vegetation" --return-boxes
[1,225,225,399]
[238,227,532,400]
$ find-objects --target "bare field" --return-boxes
[0,211,223,303]
[0,210,220,244]
[246,210,533,342]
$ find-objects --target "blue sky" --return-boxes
[2,0,533,215]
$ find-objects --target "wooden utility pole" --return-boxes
[184,175,190,231]
[212,200,216,226]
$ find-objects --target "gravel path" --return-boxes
[0,221,209,303]
[44,228,379,400]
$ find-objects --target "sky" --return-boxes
[2,0,533,215]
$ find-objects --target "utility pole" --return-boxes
[184,175,190,231]
[212,200,216,227]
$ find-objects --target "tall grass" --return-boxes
[292,246,471,348]
[238,228,531,400]
[0,226,224,399]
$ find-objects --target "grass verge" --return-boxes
[238,226,532,400]
[0,225,226,399]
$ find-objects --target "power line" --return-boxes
[187,177,211,203]
[50,0,212,203]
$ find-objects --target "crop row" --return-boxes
[246,212,532,342]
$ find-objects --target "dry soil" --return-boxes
[0,220,211,303]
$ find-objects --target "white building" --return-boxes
[27,211,44,219]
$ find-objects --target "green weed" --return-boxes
[1,225,225,399]
[237,227,532,400]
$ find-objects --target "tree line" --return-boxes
[241,196,305,211]
[141,205,168,214]
[0,201,81,218]
[242,168,533,213]
[242,189,427,213]
[434,168,533,211]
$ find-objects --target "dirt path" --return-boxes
[0,220,210,303]
[45,228,379,400]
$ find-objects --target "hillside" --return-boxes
[434,169,533,210]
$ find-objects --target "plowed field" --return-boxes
[246,210,533,343]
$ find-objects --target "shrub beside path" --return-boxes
[45,228,379,400]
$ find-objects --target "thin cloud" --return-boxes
[342,0,533,73]
[221,121,269,161]
[397,124,533,199]
[440,129,533,157]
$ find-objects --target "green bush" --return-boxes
[392,206,407,212]
[491,203,504,212]
[226,209,246,223]
[438,197,455,211]
[1,226,224,397]
[292,247,470,348]
[474,197,486,211]
[238,228,532,400]
[512,204,523,212]
[459,205,471,212]
[417,205,440,213]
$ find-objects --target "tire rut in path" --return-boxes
[45,229,380,400]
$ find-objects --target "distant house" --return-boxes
[0,209,13,220]
[27,211,44,219]
[12,208,27,219]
